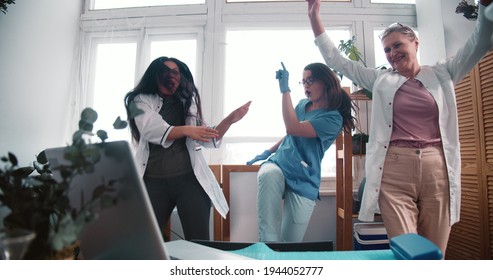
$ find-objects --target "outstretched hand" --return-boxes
[227,101,252,125]
[275,62,290,94]
[246,150,272,165]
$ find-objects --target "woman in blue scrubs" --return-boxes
[247,62,356,242]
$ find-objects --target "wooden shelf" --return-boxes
[335,89,371,251]
[350,92,370,101]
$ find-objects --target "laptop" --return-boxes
[44,140,251,260]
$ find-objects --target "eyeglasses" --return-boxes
[379,22,417,40]
[164,68,180,77]
[299,76,316,86]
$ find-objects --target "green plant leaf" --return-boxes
[113,116,128,130]
[79,108,98,132]
[8,152,18,166]
[36,151,48,165]
[12,166,35,178]
[78,120,94,132]
[96,130,108,142]
[338,37,366,67]
[80,108,98,124]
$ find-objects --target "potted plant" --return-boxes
[0,106,142,259]
[455,0,478,20]
[352,132,369,155]
[338,36,387,99]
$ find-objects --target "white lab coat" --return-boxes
[314,4,493,225]
[131,93,229,218]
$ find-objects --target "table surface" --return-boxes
[231,243,396,260]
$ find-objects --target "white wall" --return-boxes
[416,0,477,64]
[415,0,446,65]
[441,0,477,58]
[0,0,83,166]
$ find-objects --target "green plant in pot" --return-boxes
[338,36,387,99]
[352,132,369,155]
[0,106,142,259]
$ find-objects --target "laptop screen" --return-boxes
[44,141,169,260]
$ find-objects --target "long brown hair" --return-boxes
[124,57,202,143]
[304,62,357,133]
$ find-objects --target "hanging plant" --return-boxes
[455,0,478,21]
[0,0,15,14]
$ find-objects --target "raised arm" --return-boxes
[307,0,325,37]
[215,101,252,140]
[276,62,317,138]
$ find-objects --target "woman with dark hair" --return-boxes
[247,62,356,242]
[124,56,251,240]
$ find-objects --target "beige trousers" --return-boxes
[378,146,451,255]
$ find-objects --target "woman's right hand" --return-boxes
[188,126,219,142]
[306,0,325,37]
[307,0,320,19]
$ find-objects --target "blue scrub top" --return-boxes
[267,99,343,200]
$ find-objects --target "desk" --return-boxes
[229,234,442,260]
[231,243,396,260]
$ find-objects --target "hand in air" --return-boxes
[306,0,321,19]
[246,150,272,165]
[275,62,290,94]
[227,101,252,124]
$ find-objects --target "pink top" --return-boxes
[389,79,442,148]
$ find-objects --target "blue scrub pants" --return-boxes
[257,162,315,242]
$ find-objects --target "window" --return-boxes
[92,0,205,10]
[92,42,137,141]
[227,0,350,2]
[80,0,417,187]
[370,0,414,4]
[221,28,351,177]
[86,32,199,142]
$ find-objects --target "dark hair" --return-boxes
[379,22,418,41]
[124,56,202,143]
[304,62,357,133]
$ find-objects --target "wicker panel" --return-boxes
[456,75,477,165]
[481,67,493,164]
[479,51,493,259]
[447,174,482,260]
[448,67,484,259]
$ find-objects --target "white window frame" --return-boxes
[79,0,417,194]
